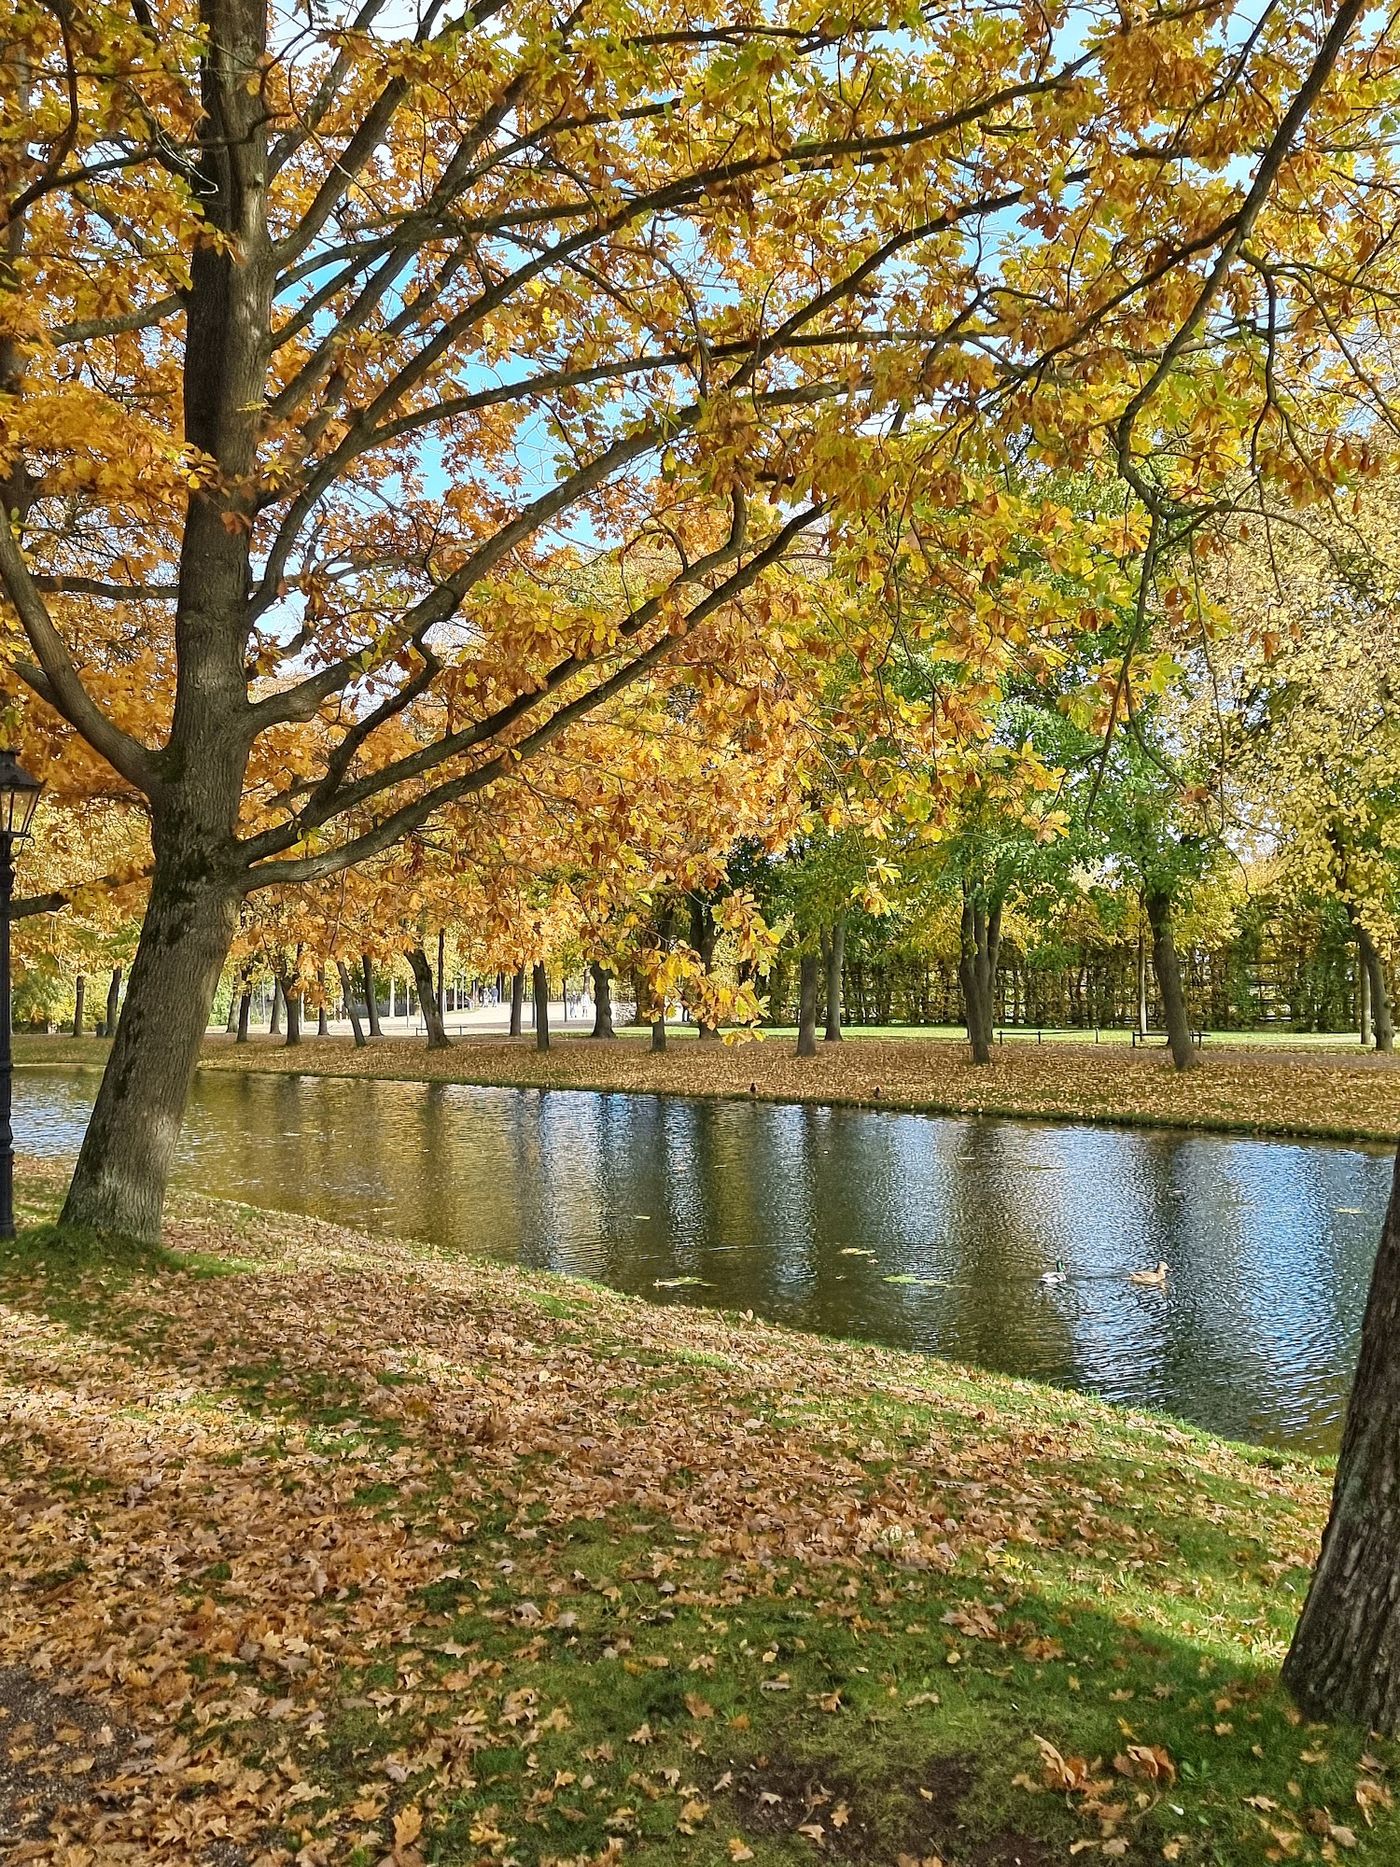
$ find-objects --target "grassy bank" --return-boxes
[2,1168,1395,1864]
[20,1028,1400,1145]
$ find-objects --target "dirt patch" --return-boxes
[726,1748,1061,1867]
[0,1665,250,1864]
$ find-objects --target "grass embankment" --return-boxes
[21,1028,1400,1144]
[2,1167,1396,1865]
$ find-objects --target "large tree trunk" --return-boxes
[1284,1146,1400,1732]
[60,865,241,1242]
[590,962,615,1039]
[336,957,366,1047]
[72,974,86,1039]
[509,966,525,1036]
[796,951,821,1057]
[825,914,846,1042]
[957,891,1002,1065]
[1146,887,1197,1070]
[361,955,382,1037]
[406,944,450,1049]
[532,961,550,1052]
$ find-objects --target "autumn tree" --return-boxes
[1,0,1392,1239]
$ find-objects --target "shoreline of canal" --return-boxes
[16,1028,1400,1148]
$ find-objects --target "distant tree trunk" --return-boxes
[1362,958,1374,1048]
[279,975,302,1047]
[269,977,283,1036]
[1351,912,1395,1054]
[651,906,675,1052]
[532,961,550,1052]
[1136,915,1149,1037]
[437,928,446,1023]
[509,966,525,1036]
[236,985,252,1044]
[72,974,85,1038]
[1284,1146,1400,1732]
[317,964,329,1036]
[590,963,615,1039]
[796,951,821,1057]
[1146,887,1196,1070]
[957,890,1002,1065]
[224,969,239,1034]
[406,945,450,1049]
[336,959,366,1047]
[361,955,382,1037]
[690,898,719,1039]
[825,915,846,1041]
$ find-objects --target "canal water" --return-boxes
[16,1065,1392,1451]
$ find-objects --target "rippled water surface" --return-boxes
[18,1064,1393,1449]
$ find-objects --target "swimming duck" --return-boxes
[1130,1261,1170,1289]
[1040,1259,1067,1286]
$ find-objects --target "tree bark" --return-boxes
[224,968,239,1034]
[1362,957,1374,1048]
[236,986,251,1044]
[1146,887,1197,1070]
[406,944,450,1048]
[336,957,366,1047]
[72,974,86,1039]
[60,866,241,1241]
[957,890,1002,1065]
[361,955,382,1037]
[590,962,615,1038]
[509,966,525,1036]
[269,977,283,1035]
[532,961,550,1052]
[1284,1146,1400,1732]
[825,914,846,1041]
[796,951,821,1057]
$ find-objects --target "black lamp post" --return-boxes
[0,751,45,1239]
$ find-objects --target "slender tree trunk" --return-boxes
[796,951,821,1057]
[406,945,450,1049]
[532,961,550,1052]
[958,891,1002,1065]
[361,955,382,1037]
[1353,916,1395,1054]
[690,899,719,1040]
[72,974,85,1039]
[509,966,525,1036]
[590,962,615,1039]
[437,928,446,1021]
[1137,916,1149,1037]
[1284,1146,1400,1732]
[269,977,283,1035]
[317,982,328,1038]
[1146,888,1197,1070]
[650,906,675,1052]
[1362,958,1374,1048]
[236,986,251,1044]
[61,867,241,1242]
[224,968,239,1034]
[280,975,302,1047]
[336,957,366,1047]
[825,914,846,1041]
